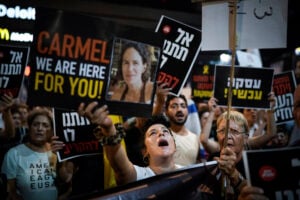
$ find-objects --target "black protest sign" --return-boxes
[27,7,162,118]
[155,15,202,96]
[191,64,215,101]
[214,65,274,109]
[243,147,300,200]
[273,71,297,124]
[0,44,29,97]
[83,161,218,199]
[53,108,101,162]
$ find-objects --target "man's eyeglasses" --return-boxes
[216,128,245,136]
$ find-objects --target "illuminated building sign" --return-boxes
[0,2,35,44]
[0,27,33,42]
[0,4,35,20]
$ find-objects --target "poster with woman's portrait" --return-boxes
[106,37,161,117]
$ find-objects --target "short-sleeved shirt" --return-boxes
[134,164,183,181]
[1,144,57,200]
[172,130,200,166]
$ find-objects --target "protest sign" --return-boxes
[0,44,29,98]
[273,71,297,124]
[79,161,218,200]
[202,0,288,50]
[53,108,101,162]
[213,65,274,109]
[155,15,202,96]
[191,64,215,101]
[27,7,162,117]
[243,147,300,200]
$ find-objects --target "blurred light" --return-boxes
[220,53,231,64]
[295,47,300,56]
[24,65,30,76]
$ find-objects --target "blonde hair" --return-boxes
[217,110,249,135]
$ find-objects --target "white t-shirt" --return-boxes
[134,164,182,181]
[172,130,200,166]
[1,144,57,200]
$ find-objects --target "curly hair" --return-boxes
[141,114,170,135]
[140,114,174,165]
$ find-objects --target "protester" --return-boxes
[76,102,249,199]
[1,107,58,200]
[210,110,249,197]
[242,108,259,138]
[78,103,178,185]
[200,92,276,154]
[200,97,221,154]
[265,124,290,148]
[16,102,29,129]
[0,93,15,140]
[109,41,154,104]
[0,94,19,168]
[163,94,201,166]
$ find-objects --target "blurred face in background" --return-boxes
[243,108,257,127]
[28,115,52,146]
[272,132,289,147]
[12,112,22,128]
[18,107,28,126]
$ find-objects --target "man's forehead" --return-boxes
[170,97,185,104]
[148,123,167,130]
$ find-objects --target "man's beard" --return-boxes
[170,116,187,126]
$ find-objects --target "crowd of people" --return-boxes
[0,79,299,200]
[0,40,300,199]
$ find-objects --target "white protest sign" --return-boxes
[202,0,288,50]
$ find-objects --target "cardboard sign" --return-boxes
[191,64,215,101]
[202,0,288,50]
[27,7,162,117]
[53,108,101,162]
[214,65,274,109]
[243,147,300,200]
[273,71,297,124]
[0,44,29,98]
[155,15,202,96]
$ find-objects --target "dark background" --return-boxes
[2,0,299,70]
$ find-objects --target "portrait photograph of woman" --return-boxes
[107,38,160,104]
